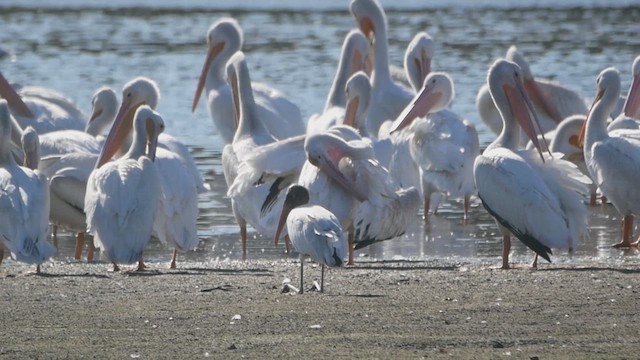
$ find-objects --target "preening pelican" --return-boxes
[224,52,304,259]
[607,56,640,132]
[306,29,369,135]
[300,126,420,264]
[274,185,347,294]
[0,101,54,273]
[0,71,86,133]
[350,0,413,138]
[580,67,640,248]
[476,45,588,136]
[391,72,479,221]
[474,60,590,269]
[192,17,305,143]
[85,106,162,272]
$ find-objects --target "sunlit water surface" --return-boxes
[1,1,640,267]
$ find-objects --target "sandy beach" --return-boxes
[1,258,639,359]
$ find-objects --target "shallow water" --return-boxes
[1,1,640,266]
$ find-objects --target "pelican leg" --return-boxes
[36,264,41,274]
[501,234,511,269]
[299,257,304,295]
[112,262,120,272]
[74,232,85,261]
[531,254,539,269]
[589,193,597,206]
[320,264,325,293]
[601,195,608,205]
[87,240,95,263]
[423,193,431,224]
[170,249,177,269]
[613,215,634,248]
[52,225,58,248]
[463,194,471,223]
[137,259,146,272]
[284,235,291,255]
[239,219,247,261]
[0,245,4,266]
[347,231,355,266]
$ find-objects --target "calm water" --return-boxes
[1,1,640,266]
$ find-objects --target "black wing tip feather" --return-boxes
[480,196,553,263]
[260,176,286,217]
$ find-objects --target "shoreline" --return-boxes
[1,259,639,359]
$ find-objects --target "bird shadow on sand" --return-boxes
[348,263,460,272]
[535,266,640,274]
[13,272,111,279]
[180,267,274,276]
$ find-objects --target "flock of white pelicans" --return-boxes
[1,0,640,292]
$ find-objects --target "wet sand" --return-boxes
[1,258,639,359]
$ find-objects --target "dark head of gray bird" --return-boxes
[274,185,310,248]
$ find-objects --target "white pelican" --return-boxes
[192,17,305,144]
[476,45,588,136]
[85,105,162,272]
[391,72,480,221]
[403,32,435,94]
[0,71,86,133]
[474,60,590,269]
[300,125,420,264]
[274,185,347,294]
[223,52,305,259]
[0,101,54,274]
[350,0,414,138]
[607,55,640,131]
[579,67,640,248]
[306,29,369,135]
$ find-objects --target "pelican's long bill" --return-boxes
[343,95,359,128]
[523,78,563,124]
[389,81,441,133]
[97,98,139,168]
[578,89,605,148]
[273,202,292,247]
[192,42,225,112]
[311,151,368,203]
[415,48,431,85]
[503,79,549,161]
[0,71,34,118]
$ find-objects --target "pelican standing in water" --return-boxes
[476,46,587,136]
[85,106,162,272]
[580,67,640,248]
[0,71,86,133]
[0,101,54,273]
[350,0,413,138]
[474,60,590,269]
[274,185,347,294]
[192,17,304,144]
[391,72,479,222]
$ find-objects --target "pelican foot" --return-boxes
[612,241,634,248]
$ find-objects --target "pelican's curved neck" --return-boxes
[488,90,520,152]
[86,108,116,137]
[233,61,270,143]
[585,88,618,158]
[371,23,391,87]
[124,119,148,160]
[325,50,353,111]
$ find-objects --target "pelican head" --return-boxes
[390,72,453,133]
[344,29,370,75]
[121,105,165,163]
[549,115,585,162]
[305,131,372,202]
[192,18,243,112]
[273,185,310,246]
[405,32,436,92]
[97,78,160,167]
[344,71,371,130]
[507,45,563,123]
[85,87,118,136]
[623,55,640,118]
[487,59,547,158]
[0,71,34,118]
[579,67,622,147]
[21,126,39,170]
[350,0,386,42]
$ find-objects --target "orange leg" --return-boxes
[284,235,291,255]
[137,259,146,272]
[613,215,634,248]
[52,225,59,248]
[74,232,85,261]
[501,234,511,269]
[87,241,95,263]
[601,195,608,205]
[347,231,354,266]
[170,249,177,269]
[112,262,120,272]
[36,264,41,274]
[589,193,597,206]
